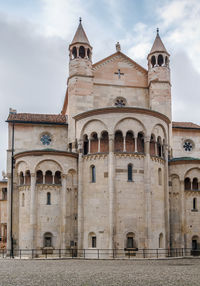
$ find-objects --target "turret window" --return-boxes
[79,46,85,58]
[87,48,90,59]
[158,54,164,66]
[151,55,156,67]
[72,47,77,59]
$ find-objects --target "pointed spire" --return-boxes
[71,18,91,46]
[149,28,169,55]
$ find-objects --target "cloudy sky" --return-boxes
[0,0,200,173]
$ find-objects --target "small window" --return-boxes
[72,47,77,59]
[128,164,133,181]
[127,237,133,248]
[193,198,197,210]
[91,165,96,183]
[184,177,191,190]
[159,233,164,248]
[151,55,156,67]
[22,193,25,207]
[40,134,51,145]
[47,192,51,205]
[92,236,96,248]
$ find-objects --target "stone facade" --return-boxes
[0,177,7,249]
[5,21,200,255]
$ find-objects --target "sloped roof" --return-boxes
[172,122,200,129]
[71,21,90,46]
[7,113,67,125]
[169,157,200,162]
[149,32,169,55]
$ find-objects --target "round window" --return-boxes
[183,140,193,152]
[40,134,52,145]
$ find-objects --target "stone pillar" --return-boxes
[134,137,138,152]
[123,136,126,152]
[144,136,151,248]
[6,174,11,250]
[88,139,91,154]
[98,138,101,153]
[180,180,185,248]
[60,174,67,249]
[108,134,115,249]
[77,140,84,249]
[163,144,170,249]
[30,173,36,249]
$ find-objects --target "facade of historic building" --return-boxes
[6,20,200,254]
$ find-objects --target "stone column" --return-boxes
[163,144,170,249]
[77,140,84,249]
[98,138,101,153]
[180,180,185,248]
[30,173,36,249]
[88,139,91,154]
[108,134,115,249]
[144,136,151,248]
[60,174,67,249]
[6,174,11,250]
[123,136,126,152]
[134,137,138,152]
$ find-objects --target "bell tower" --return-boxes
[67,18,94,147]
[69,17,93,77]
[148,29,171,120]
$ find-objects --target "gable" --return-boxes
[92,52,148,88]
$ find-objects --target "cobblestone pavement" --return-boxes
[0,258,199,286]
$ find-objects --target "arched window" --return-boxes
[36,170,43,184]
[88,232,96,248]
[192,178,198,190]
[47,192,51,205]
[72,46,77,59]
[100,131,109,153]
[193,198,197,210]
[25,170,31,185]
[44,232,53,247]
[158,54,164,66]
[151,55,156,67]
[126,232,136,249]
[126,131,135,152]
[114,130,123,152]
[83,134,89,155]
[22,193,25,207]
[157,137,162,157]
[20,172,24,185]
[91,165,96,183]
[184,177,191,190]
[128,164,133,182]
[150,134,156,156]
[79,46,85,58]
[54,171,61,185]
[165,56,168,66]
[159,233,164,248]
[90,132,98,153]
[137,132,144,153]
[87,48,90,59]
[158,168,162,185]
[45,170,53,184]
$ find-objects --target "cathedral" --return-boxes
[6,20,200,256]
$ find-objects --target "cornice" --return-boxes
[169,159,200,166]
[14,149,78,160]
[73,107,170,124]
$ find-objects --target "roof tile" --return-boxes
[7,113,67,124]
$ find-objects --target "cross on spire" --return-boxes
[157,28,159,35]
[79,17,82,23]
[114,69,124,79]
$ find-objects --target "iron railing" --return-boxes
[0,248,200,259]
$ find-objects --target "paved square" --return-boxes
[0,258,200,286]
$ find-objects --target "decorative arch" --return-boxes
[90,132,98,153]
[80,119,107,139]
[151,123,167,141]
[114,117,146,136]
[114,130,123,152]
[126,131,135,152]
[100,130,109,153]
[35,159,62,174]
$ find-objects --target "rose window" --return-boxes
[183,141,193,152]
[41,134,51,145]
[115,98,126,107]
